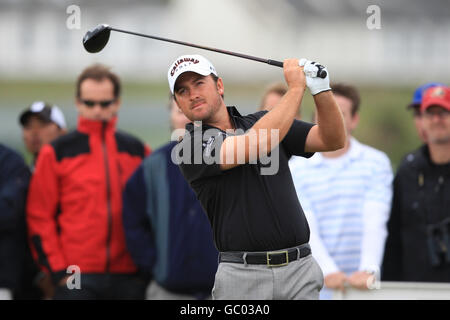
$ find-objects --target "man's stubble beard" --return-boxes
[427,124,450,145]
[193,94,223,124]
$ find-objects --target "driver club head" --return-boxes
[83,24,111,53]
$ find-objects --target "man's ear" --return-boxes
[350,112,360,131]
[217,77,224,96]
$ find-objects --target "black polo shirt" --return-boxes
[175,106,315,252]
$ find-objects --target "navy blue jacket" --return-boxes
[382,145,450,282]
[0,144,31,292]
[123,141,218,296]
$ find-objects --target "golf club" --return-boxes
[82,24,327,78]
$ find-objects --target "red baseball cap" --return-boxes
[421,86,450,112]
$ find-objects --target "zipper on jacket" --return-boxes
[102,121,113,273]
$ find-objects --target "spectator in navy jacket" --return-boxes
[123,97,218,299]
[0,144,31,300]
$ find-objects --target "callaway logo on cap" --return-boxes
[168,54,217,94]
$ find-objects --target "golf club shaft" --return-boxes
[110,27,283,68]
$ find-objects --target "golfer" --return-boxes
[169,54,346,300]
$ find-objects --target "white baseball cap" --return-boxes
[168,54,218,94]
[19,101,67,129]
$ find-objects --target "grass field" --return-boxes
[0,80,421,169]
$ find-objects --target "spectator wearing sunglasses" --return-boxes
[383,86,450,283]
[26,64,151,299]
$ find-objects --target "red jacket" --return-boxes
[26,116,150,283]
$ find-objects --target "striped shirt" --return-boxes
[289,137,393,279]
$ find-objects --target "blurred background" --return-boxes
[1,0,449,167]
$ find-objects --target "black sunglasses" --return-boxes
[81,99,116,108]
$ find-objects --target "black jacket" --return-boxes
[382,145,450,282]
[0,144,31,293]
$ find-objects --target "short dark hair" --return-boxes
[76,64,121,99]
[260,82,288,110]
[331,83,361,116]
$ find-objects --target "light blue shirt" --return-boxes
[289,137,393,298]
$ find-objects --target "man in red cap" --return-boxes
[406,82,445,142]
[420,86,450,154]
[382,85,450,282]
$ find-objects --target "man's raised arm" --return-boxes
[304,91,346,153]
[219,58,346,171]
[219,59,306,171]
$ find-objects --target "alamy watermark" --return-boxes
[366,5,382,30]
[66,5,81,30]
[65,5,381,32]
[170,123,280,175]
[66,265,81,290]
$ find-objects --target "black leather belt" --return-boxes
[219,243,311,267]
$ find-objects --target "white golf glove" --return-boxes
[299,58,331,96]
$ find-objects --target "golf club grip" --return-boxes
[267,59,284,68]
[267,59,327,79]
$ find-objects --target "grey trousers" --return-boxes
[212,254,323,300]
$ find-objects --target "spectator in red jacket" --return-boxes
[26,64,151,299]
